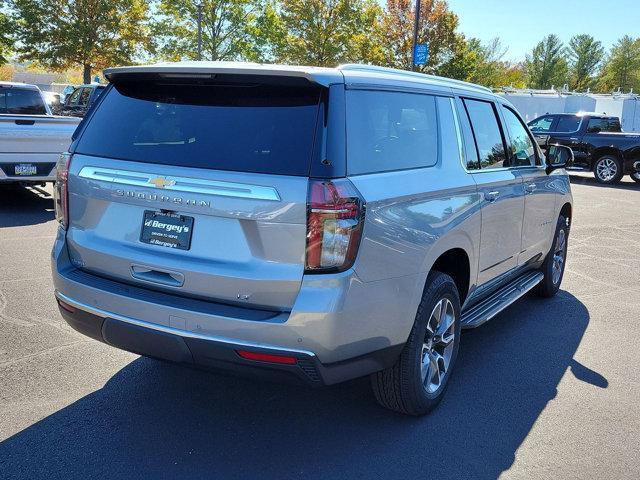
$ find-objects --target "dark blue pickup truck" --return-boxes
[528,113,640,184]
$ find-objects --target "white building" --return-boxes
[499,89,640,132]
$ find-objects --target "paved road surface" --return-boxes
[0,174,639,479]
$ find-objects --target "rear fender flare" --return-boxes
[406,232,476,321]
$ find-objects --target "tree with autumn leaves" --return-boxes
[8,0,151,84]
[3,0,640,92]
[4,0,483,82]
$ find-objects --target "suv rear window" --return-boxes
[75,81,322,176]
[0,87,47,115]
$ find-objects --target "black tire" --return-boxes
[371,271,461,416]
[631,172,640,184]
[537,215,569,298]
[593,155,623,184]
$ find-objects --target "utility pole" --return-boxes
[197,3,203,61]
[411,0,421,71]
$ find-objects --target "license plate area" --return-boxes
[140,210,194,251]
[14,164,37,176]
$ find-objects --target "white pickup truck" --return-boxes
[1,82,81,185]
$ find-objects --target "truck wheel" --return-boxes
[371,272,461,416]
[537,215,569,298]
[593,155,623,184]
[631,172,640,184]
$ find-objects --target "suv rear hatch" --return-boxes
[64,73,328,311]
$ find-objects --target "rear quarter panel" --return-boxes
[348,141,482,339]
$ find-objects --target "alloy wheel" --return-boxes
[421,298,456,394]
[552,229,566,285]
[596,158,618,182]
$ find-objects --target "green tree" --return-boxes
[0,9,13,65]
[253,1,287,62]
[567,34,604,91]
[273,0,383,66]
[436,34,478,81]
[151,0,265,62]
[499,64,527,89]
[525,34,569,89]
[379,0,461,73]
[598,35,640,92]
[9,0,150,83]
[465,37,506,86]
[447,37,525,88]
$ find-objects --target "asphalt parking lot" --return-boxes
[0,174,639,480]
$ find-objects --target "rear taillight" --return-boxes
[305,179,365,273]
[54,152,72,229]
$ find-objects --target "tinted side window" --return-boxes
[528,115,555,132]
[463,99,507,170]
[67,88,82,106]
[455,97,480,170]
[346,90,438,175]
[555,115,581,132]
[587,117,621,133]
[501,106,537,167]
[2,88,47,115]
[0,89,7,113]
[79,88,91,106]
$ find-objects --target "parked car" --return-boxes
[58,84,106,118]
[52,62,573,416]
[0,82,80,185]
[528,112,640,184]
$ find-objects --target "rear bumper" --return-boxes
[0,155,57,183]
[55,291,402,386]
[52,228,417,385]
[0,171,56,183]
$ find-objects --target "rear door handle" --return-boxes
[525,183,537,194]
[485,191,500,203]
[130,264,184,287]
[14,119,35,126]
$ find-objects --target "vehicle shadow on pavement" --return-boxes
[0,185,54,228]
[568,174,639,191]
[0,292,596,480]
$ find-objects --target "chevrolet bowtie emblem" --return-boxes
[148,177,176,189]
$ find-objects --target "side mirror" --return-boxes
[545,144,574,174]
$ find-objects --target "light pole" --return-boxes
[197,2,203,61]
[411,0,421,71]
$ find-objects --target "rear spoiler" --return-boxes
[104,63,343,88]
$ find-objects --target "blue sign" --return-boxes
[413,43,429,66]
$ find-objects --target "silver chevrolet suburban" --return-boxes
[51,62,573,415]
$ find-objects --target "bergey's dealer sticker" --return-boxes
[140,211,194,250]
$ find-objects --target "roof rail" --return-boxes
[338,64,493,93]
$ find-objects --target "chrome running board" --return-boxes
[461,270,544,329]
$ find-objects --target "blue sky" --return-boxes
[443,0,640,61]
